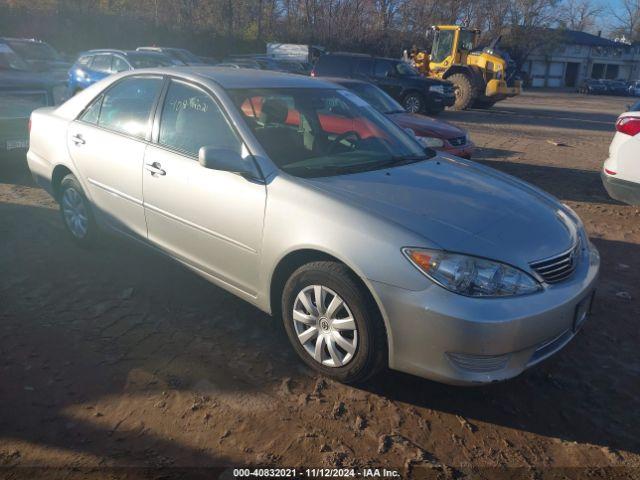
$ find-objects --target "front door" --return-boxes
[142,79,266,297]
[66,75,164,239]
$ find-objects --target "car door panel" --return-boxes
[143,146,265,296]
[67,123,147,238]
[66,76,164,239]
[142,79,266,296]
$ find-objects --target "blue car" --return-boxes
[67,49,173,96]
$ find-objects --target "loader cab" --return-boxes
[429,26,480,70]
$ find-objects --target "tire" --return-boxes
[402,92,424,114]
[281,261,387,384]
[448,73,477,110]
[58,174,98,247]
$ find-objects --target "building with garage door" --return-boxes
[521,29,640,88]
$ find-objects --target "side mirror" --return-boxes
[386,69,396,78]
[198,146,261,179]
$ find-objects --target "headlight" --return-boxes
[75,68,86,79]
[416,136,445,148]
[403,248,541,297]
[429,85,444,94]
[52,84,67,105]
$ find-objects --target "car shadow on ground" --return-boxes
[2,197,639,462]
[476,159,622,205]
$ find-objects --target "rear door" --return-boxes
[142,79,266,297]
[66,75,164,239]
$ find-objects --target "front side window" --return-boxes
[159,80,241,157]
[112,56,130,73]
[230,87,429,178]
[97,77,163,139]
[374,59,395,77]
[91,54,112,72]
[395,62,419,77]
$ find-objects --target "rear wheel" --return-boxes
[281,261,386,384]
[448,73,478,110]
[59,174,97,247]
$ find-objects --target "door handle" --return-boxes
[144,162,166,176]
[71,134,85,146]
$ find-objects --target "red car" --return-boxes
[326,77,474,159]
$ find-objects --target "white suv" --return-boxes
[602,112,640,205]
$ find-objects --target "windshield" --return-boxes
[347,83,404,114]
[127,54,173,68]
[7,40,61,61]
[431,30,454,63]
[229,87,430,178]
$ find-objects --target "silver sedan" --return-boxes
[27,68,599,385]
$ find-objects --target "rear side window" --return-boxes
[97,77,163,139]
[158,80,241,157]
[316,55,353,76]
[91,54,112,72]
[79,95,102,124]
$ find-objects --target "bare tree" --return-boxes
[559,0,603,32]
[610,0,640,41]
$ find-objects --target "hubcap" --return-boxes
[404,96,420,113]
[61,187,88,239]
[292,285,358,368]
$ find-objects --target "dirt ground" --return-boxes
[1,90,639,479]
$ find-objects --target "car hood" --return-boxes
[306,157,578,267]
[387,112,465,139]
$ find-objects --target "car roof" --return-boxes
[174,66,340,89]
[319,77,369,86]
[324,52,399,62]
[85,49,167,57]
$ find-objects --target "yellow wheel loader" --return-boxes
[416,25,522,110]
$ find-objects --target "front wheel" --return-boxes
[281,261,387,384]
[402,92,424,114]
[448,73,478,110]
[59,174,98,247]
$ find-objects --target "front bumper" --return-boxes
[371,241,600,385]
[601,170,640,206]
[486,79,521,98]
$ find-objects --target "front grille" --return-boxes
[529,241,580,284]
[448,135,466,147]
[446,352,511,373]
[443,84,455,96]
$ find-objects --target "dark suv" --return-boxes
[312,53,455,114]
